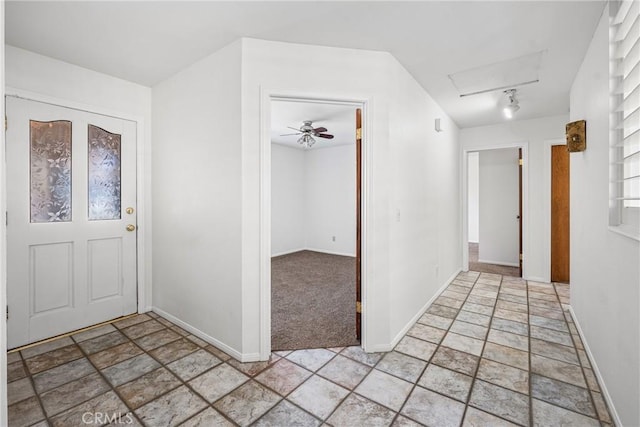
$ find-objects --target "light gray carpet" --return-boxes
[469,242,521,277]
[271,250,359,350]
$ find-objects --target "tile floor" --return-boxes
[7,271,614,426]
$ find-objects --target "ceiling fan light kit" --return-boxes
[281,120,335,149]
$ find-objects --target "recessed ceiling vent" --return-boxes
[449,50,545,97]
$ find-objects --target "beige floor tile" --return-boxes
[317,354,370,389]
[376,351,427,382]
[214,380,281,426]
[254,400,321,427]
[288,375,349,419]
[255,358,312,396]
[418,364,473,402]
[167,349,222,381]
[401,386,465,427]
[469,380,529,426]
[327,394,396,427]
[355,369,413,411]
[135,385,207,427]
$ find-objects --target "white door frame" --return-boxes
[542,138,567,283]
[259,90,370,359]
[4,88,150,316]
[461,142,529,278]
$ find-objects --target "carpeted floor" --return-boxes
[271,250,360,351]
[469,242,520,276]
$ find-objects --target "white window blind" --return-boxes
[611,0,640,230]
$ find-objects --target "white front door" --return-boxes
[6,96,138,349]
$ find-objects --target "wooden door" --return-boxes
[6,97,138,348]
[551,145,570,283]
[355,108,362,340]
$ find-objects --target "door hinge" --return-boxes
[519,253,523,261]
[4,116,7,131]
[356,301,362,314]
[518,158,523,166]
[6,305,8,321]
[356,128,362,140]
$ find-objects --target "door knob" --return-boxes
[126,224,136,232]
[126,207,134,214]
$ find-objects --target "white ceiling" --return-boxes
[5,1,606,129]
[271,101,356,150]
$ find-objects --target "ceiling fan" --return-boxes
[280,120,334,148]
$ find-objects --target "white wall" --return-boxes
[569,6,639,425]
[242,38,461,356]
[271,143,356,257]
[271,144,306,256]
[478,149,520,266]
[152,40,244,354]
[460,114,568,281]
[305,144,356,256]
[468,152,479,243]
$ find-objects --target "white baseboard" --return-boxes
[271,248,306,257]
[477,258,519,267]
[386,268,462,352]
[525,276,548,283]
[303,248,356,258]
[271,247,356,258]
[151,307,261,363]
[567,306,622,427]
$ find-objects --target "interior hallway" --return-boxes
[7,271,612,426]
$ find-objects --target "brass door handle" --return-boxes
[126,224,136,232]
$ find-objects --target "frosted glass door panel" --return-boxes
[88,124,122,220]
[30,120,72,222]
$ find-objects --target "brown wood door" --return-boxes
[355,108,362,340]
[551,145,570,283]
[518,148,523,277]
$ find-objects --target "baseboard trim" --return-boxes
[525,276,548,283]
[387,268,462,352]
[151,307,259,363]
[303,248,356,258]
[271,248,306,257]
[567,306,622,427]
[477,259,519,267]
[272,248,356,258]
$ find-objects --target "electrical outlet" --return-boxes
[332,236,336,242]
[396,209,401,222]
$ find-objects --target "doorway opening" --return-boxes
[269,99,363,351]
[466,147,523,277]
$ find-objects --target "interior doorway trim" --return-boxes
[543,138,567,283]
[461,142,529,278]
[259,90,370,360]
[3,87,151,313]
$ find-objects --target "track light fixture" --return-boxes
[503,89,520,119]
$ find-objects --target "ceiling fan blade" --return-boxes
[317,133,334,139]
[313,127,327,133]
[287,126,302,132]
[280,132,302,136]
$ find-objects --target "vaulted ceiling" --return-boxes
[5,1,606,128]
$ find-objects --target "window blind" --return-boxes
[611,0,640,215]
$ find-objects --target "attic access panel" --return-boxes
[449,51,545,97]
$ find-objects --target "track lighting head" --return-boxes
[502,89,520,119]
